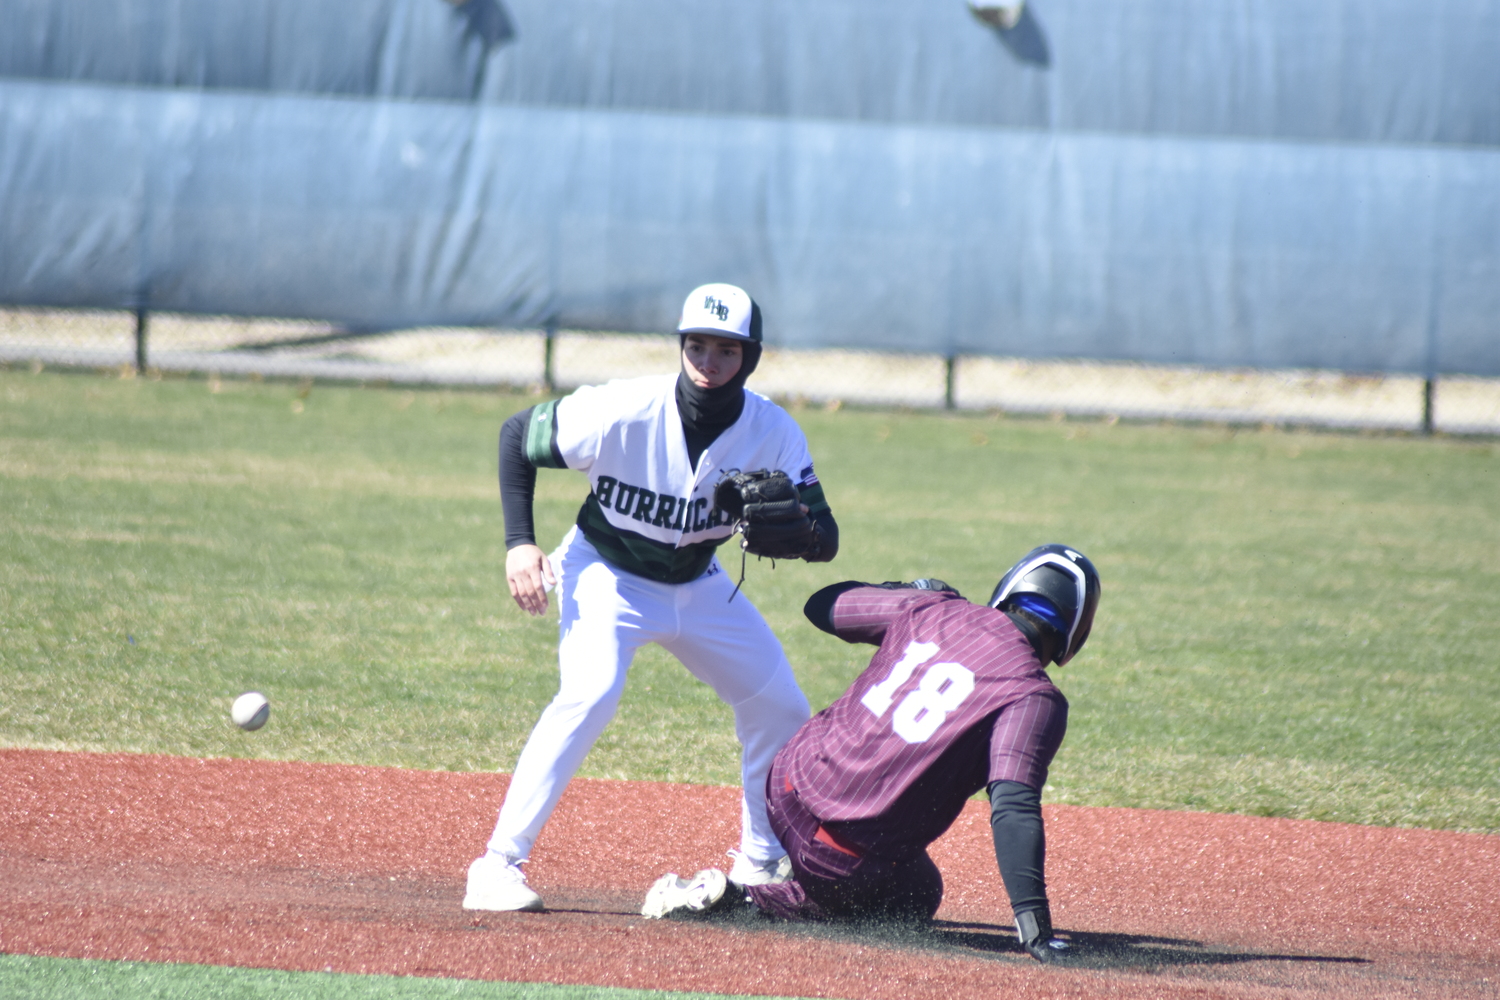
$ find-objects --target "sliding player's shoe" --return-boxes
[641,868,731,919]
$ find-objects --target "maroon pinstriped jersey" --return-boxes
[782,586,1065,824]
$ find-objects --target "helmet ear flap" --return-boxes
[1059,588,1099,665]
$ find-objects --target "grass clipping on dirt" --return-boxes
[2,369,1497,834]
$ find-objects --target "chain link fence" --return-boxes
[4,307,1499,435]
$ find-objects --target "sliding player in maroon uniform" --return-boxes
[641,544,1101,964]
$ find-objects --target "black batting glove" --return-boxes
[876,579,961,596]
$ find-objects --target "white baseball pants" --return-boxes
[486,527,811,863]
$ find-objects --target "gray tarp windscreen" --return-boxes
[2,0,1497,375]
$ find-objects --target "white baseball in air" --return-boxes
[231,691,271,731]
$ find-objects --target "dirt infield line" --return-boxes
[1,750,1496,999]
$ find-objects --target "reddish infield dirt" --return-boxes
[1,749,1496,1000]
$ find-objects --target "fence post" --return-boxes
[542,320,556,394]
[1421,377,1435,435]
[134,308,149,374]
[944,354,957,410]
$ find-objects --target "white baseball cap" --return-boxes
[677,283,762,342]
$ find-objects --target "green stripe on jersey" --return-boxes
[576,495,723,583]
[800,480,830,517]
[524,400,566,468]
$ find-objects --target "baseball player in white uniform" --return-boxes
[464,283,840,911]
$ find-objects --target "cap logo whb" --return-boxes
[678,283,761,341]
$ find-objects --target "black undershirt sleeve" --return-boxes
[807,509,839,563]
[988,779,1049,916]
[498,408,540,549]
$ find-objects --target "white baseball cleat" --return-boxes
[641,868,729,919]
[726,849,792,886]
[462,853,544,912]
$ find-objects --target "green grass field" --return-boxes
[0,954,803,1000]
[2,368,1498,833]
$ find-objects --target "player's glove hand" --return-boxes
[876,579,962,597]
[1016,907,1071,964]
[713,469,819,560]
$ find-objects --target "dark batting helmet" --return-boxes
[989,544,1101,666]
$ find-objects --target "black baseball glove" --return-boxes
[713,469,819,560]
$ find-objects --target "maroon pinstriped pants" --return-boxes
[744,754,943,922]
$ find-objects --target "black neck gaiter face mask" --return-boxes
[675,338,762,435]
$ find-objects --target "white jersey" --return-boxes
[524,374,826,583]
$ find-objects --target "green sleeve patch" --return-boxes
[524,400,567,469]
[800,480,831,516]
